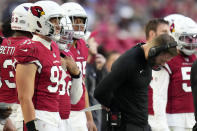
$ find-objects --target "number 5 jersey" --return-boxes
[166,54,196,113]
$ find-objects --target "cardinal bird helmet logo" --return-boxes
[170,21,175,33]
[30,6,45,18]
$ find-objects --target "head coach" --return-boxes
[94,34,178,131]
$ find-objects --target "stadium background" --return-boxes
[0,0,196,54]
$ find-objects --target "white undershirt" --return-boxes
[32,35,51,50]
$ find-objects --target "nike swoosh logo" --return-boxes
[20,49,28,52]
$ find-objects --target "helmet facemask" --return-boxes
[61,2,88,40]
[56,16,74,50]
[46,15,63,41]
[177,33,197,55]
[70,16,87,39]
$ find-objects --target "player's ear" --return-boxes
[149,30,156,40]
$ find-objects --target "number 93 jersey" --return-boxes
[0,36,30,103]
[14,40,63,112]
[166,54,196,113]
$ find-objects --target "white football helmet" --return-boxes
[57,16,74,50]
[61,2,88,39]
[164,14,197,55]
[11,3,33,32]
[28,1,63,39]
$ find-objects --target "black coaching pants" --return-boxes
[108,123,152,131]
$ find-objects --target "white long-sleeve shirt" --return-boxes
[148,64,170,131]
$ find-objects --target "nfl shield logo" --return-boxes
[184,58,189,62]
[77,50,80,55]
[53,53,56,58]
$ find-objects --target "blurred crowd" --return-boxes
[1,0,197,54]
[1,0,197,131]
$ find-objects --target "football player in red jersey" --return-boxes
[0,3,33,131]
[56,16,84,131]
[149,14,197,131]
[14,1,64,131]
[61,2,97,131]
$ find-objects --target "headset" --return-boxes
[148,41,177,58]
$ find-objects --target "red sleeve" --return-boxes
[14,41,38,64]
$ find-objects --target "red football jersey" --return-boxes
[0,36,30,103]
[59,49,74,119]
[69,39,88,111]
[166,54,196,113]
[14,40,63,112]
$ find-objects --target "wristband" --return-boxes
[26,120,38,131]
[71,71,81,79]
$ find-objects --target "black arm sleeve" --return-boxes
[94,58,128,108]
[191,60,197,124]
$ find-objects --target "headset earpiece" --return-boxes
[148,42,177,58]
[148,47,157,58]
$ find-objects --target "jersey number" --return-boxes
[181,67,191,92]
[48,66,70,95]
[59,67,71,96]
[76,61,86,75]
[0,59,15,88]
